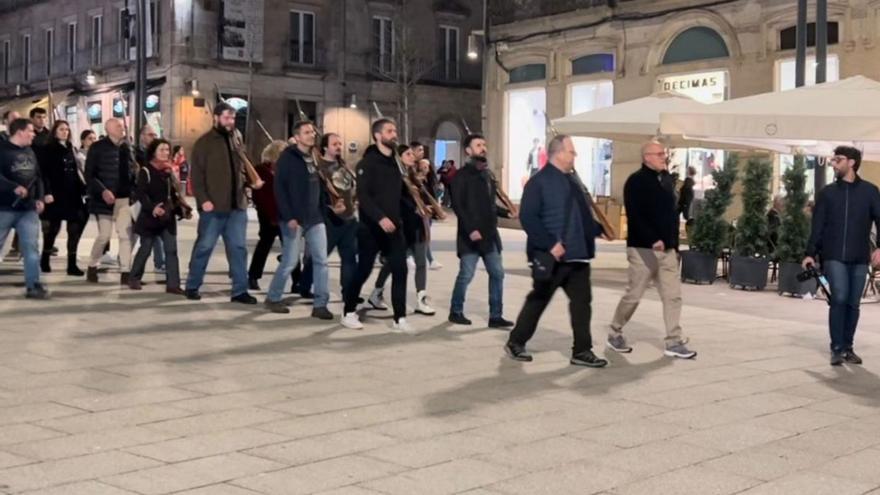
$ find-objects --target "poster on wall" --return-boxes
[220,0,264,62]
[506,88,546,201]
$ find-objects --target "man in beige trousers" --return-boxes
[607,140,696,359]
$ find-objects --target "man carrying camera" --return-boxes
[803,146,880,366]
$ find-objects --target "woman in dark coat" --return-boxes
[128,138,192,293]
[40,120,88,275]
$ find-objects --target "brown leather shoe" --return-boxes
[128,279,142,290]
[166,287,185,296]
[120,272,130,285]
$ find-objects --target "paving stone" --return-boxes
[0,451,161,492]
[488,461,636,494]
[246,429,398,466]
[612,465,760,495]
[700,444,833,481]
[362,459,520,495]
[734,471,876,495]
[126,427,289,463]
[231,455,404,495]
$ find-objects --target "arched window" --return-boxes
[662,27,730,65]
[508,63,546,83]
[571,53,614,76]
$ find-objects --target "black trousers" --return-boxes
[131,228,180,289]
[42,217,86,258]
[343,223,408,320]
[509,262,594,355]
[248,214,280,280]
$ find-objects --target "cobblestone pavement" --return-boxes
[1,212,879,495]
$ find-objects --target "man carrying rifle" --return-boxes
[0,118,48,299]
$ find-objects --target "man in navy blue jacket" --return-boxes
[803,146,880,366]
[506,134,608,367]
[264,120,333,320]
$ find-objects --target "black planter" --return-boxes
[777,261,817,296]
[680,250,717,284]
[729,255,769,291]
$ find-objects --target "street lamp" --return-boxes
[189,79,200,97]
[348,93,358,109]
[467,31,483,60]
[85,70,97,85]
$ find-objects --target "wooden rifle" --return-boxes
[459,115,518,218]
[212,84,264,189]
[542,111,616,240]
[294,99,342,205]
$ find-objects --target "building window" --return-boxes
[662,26,729,65]
[372,16,394,74]
[218,94,248,138]
[45,28,54,77]
[91,15,103,66]
[287,100,317,138]
[567,80,614,196]
[505,87,546,200]
[437,26,459,81]
[150,0,159,52]
[508,63,546,84]
[571,53,614,76]
[779,22,839,51]
[2,40,9,85]
[22,35,31,82]
[65,105,79,146]
[289,10,315,65]
[67,22,76,73]
[87,100,104,137]
[119,8,131,61]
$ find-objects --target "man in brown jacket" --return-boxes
[184,102,256,304]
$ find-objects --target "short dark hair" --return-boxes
[687,166,697,177]
[292,120,313,135]
[371,118,394,141]
[213,101,235,117]
[9,118,31,136]
[409,141,423,149]
[80,129,96,142]
[834,145,862,171]
[29,107,47,118]
[172,144,182,155]
[2,110,12,121]
[321,132,339,154]
[146,138,171,163]
[547,134,570,157]
[463,134,485,150]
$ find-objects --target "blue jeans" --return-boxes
[824,260,869,352]
[153,237,165,269]
[300,219,358,296]
[186,209,249,296]
[267,222,329,307]
[0,209,41,288]
[450,248,504,318]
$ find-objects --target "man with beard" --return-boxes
[449,134,515,328]
[340,118,413,333]
[804,146,880,365]
[184,102,256,304]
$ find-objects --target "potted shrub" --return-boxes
[776,155,817,296]
[681,153,738,284]
[729,156,773,290]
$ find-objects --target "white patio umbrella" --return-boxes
[660,75,880,159]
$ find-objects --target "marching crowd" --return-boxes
[2,103,879,367]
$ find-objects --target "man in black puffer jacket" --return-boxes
[804,146,880,366]
[607,140,697,360]
[84,118,136,284]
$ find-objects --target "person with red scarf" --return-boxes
[128,138,192,293]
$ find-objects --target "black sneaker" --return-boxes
[504,341,533,362]
[488,317,514,329]
[25,283,50,300]
[843,349,863,365]
[448,312,472,325]
[264,300,290,314]
[312,307,334,320]
[830,351,844,366]
[87,266,99,283]
[185,289,202,301]
[231,292,258,305]
[299,291,314,299]
[248,278,261,291]
[570,350,609,368]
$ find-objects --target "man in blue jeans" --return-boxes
[0,118,49,299]
[803,146,880,366]
[264,120,332,319]
[449,134,515,328]
[185,102,256,304]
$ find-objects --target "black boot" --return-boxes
[87,266,99,283]
[40,252,52,273]
[67,255,84,276]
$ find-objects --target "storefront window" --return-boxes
[87,101,104,138]
[145,92,162,136]
[776,55,839,196]
[658,70,728,199]
[567,80,613,196]
[65,105,79,146]
[505,87,546,200]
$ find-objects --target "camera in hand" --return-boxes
[798,263,832,299]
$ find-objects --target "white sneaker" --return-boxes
[407,256,416,270]
[392,318,416,334]
[416,291,436,315]
[429,260,443,270]
[341,312,364,330]
[100,253,118,266]
[368,288,388,310]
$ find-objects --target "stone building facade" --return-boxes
[483,0,880,207]
[0,0,484,165]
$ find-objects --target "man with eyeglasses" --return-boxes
[606,140,697,359]
[803,146,880,366]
